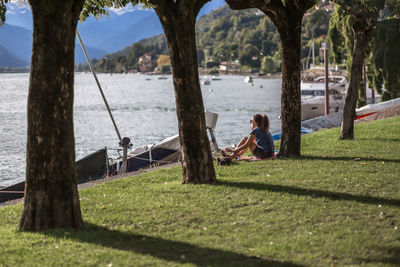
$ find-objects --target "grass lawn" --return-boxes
[1,117,399,266]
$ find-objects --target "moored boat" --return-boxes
[0,148,109,204]
[244,76,253,83]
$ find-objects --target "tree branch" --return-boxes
[298,0,316,13]
[194,0,211,16]
[224,0,266,10]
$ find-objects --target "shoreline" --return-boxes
[0,162,181,207]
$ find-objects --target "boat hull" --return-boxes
[0,148,108,204]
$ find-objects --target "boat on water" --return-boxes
[301,75,381,120]
[244,76,253,83]
[157,76,168,80]
[211,75,222,81]
[201,76,211,85]
[301,76,347,121]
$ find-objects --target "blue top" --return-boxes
[250,127,274,154]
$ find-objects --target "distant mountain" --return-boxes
[98,12,163,52]
[0,44,28,67]
[77,9,155,49]
[0,24,32,65]
[90,5,286,73]
[1,0,227,68]
[74,44,108,64]
[0,23,106,65]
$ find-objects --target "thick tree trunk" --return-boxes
[339,24,370,140]
[20,0,84,231]
[274,16,303,157]
[154,6,216,184]
[225,0,315,158]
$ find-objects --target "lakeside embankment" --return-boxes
[1,116,399,266]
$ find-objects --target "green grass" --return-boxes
[1,117,400,266]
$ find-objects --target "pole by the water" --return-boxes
[323,42,330,116]
[76,30,122,142]
[372,87,375,104]
[363,63,367,105]
[312,39,315,67]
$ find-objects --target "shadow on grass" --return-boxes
[279,155,400,164]
[359,246,400,265]
[44,222,302,267]
[357,137,400,142]
[216,181,400,207]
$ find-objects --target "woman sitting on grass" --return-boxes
[222,113,274,160]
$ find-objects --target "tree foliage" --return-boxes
[304,7,331,39]
[329,1,400,102]
[0,0,8,25]
[370,18,400,100]
[328,6,354,72]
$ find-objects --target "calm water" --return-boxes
[0,73,282,187]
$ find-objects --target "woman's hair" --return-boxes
[253,113,270,133]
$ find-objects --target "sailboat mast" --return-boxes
[76,30,122,142]
[312,39,315,67]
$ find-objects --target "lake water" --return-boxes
[0,73,282,187]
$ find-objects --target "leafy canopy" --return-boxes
[0,0,9,25]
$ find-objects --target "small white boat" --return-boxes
[211,75,222,81]
[244,76,253,83]
[108,135,181,176]
[202,76,211,85]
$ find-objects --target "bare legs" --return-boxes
[223,136,257,159]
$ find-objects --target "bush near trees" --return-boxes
[260,56,278,74]
[160,64,171,74]
[328,0,400,140]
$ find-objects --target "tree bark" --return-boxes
[225,0,316,157]
[20,0,84,231]
[271,14,303,157]
[339,19,371,140]
[153,2,216,184]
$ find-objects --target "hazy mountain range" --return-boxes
[0,0,226,67]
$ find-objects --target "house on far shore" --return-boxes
[219,61,241,73]
[139,53,153,72]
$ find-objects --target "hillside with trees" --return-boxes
[84,4,332,74]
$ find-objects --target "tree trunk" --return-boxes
[224,0,315,158]
[339,22,371,140]
[20,0,84,231]
[154,6,216,184]
[274,16,303,157]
